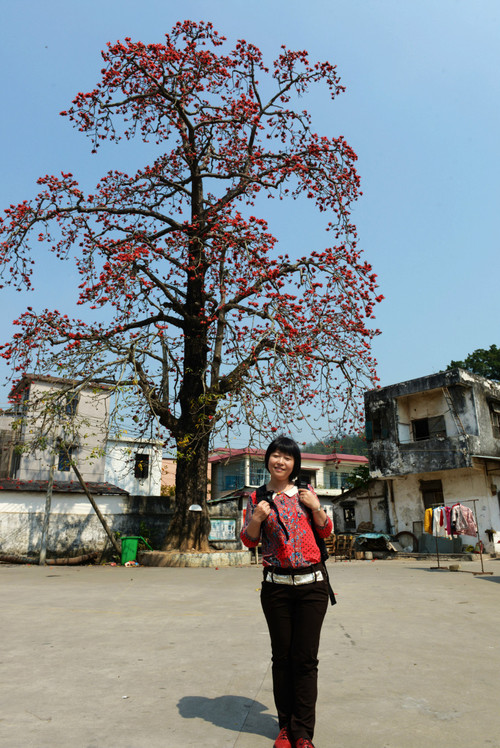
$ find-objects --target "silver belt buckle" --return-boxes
[294,571,312,585]
[295,570,323,585]
[271,570,323,585]
[271,573,293,585]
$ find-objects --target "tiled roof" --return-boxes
[0,479,128,495]
[209,447,367,465]
[9,373,115,397]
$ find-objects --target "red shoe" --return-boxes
[274,726,292,748]
[295,739,315,748]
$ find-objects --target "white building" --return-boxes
[209,446,368,523]
[0,374,112,484]
[105,437,163,496]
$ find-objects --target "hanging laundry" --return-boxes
[424,507,433,534]
[451,504,477,536]
[444,505,452,536]
[432,506,449,538]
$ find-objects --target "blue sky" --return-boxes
[0,0,499,442]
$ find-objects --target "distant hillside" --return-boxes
[302,432,368,456]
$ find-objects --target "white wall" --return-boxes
[302,456,367,494]
[105,439,162,495]
[0,490,126,555]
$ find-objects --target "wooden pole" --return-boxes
[70,460,122,557]
[39,451,56,566]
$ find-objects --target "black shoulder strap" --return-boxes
[256,484,290,541]
[305,506,337,606]
[256,484,269,501]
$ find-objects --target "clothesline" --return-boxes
[425,499,491,575]
[430,499,480,506]
[424,502,477,539]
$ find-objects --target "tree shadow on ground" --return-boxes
[177,695,277,739]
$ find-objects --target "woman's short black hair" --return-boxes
[264,435,301,482]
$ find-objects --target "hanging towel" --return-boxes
[424,508,433,534]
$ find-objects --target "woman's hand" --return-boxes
[244,500,271,542]
[298,489,321,512]
[253,501,271,522]
[299,489,327,526]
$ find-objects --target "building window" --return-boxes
[65,393,79,416]
[11,389,29,416]
[420,479,444,510]
[365,408,390,441]
[224,474,240,490]
[489,402,500,438]
[58,446,76,472]
[249,460,268,487]
[340,472,351,489]
[10,448,21,478]
[412,415,446,441]
[134,453,150,479]
[328,471,351,489]
[218,462,244,492]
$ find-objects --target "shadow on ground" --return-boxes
[177,695,277,739]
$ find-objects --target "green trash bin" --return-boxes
[120,536,152,565]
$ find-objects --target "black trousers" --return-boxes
[260,567,329,742]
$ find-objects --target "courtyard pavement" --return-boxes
[1,555,499,748]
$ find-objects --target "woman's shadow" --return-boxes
[177,694,277,739]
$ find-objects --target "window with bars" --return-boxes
[134,453,150,479]
[328,470,352,489]
[65,393,79,416]
[58,446,76,472]
[365,408,390,441]
[219,462,244,492]
[420,479,443,510]
[249,460,268,487]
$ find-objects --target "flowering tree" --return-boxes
[0,21,382,551]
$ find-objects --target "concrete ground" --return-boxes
[1,556,499,748]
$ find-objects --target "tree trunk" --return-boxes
[162,431,212,552]
[161,220,213,552]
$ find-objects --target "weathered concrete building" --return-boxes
[360,368,500,552]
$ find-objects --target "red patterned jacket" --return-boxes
[240,485,333,568]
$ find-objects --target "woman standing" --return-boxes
[240,435,334,748]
